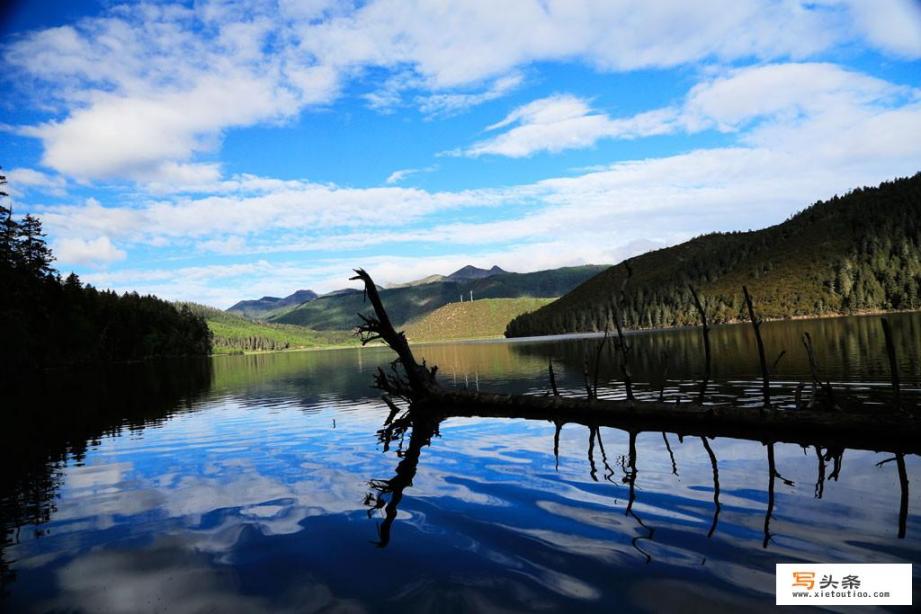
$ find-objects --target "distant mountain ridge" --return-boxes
[271,264,610,330]
[446,265,507,281]
[388,265,507,288]
[227,289,318,319]
[506,173,921,337]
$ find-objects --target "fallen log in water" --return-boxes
[416,389,921,454]
[351,269,921,455]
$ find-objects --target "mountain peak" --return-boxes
[446,265,508,281]
[227,288,318,318]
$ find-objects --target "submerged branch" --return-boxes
[743,285,770,411]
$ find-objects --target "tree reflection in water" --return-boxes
[365,402,913,561]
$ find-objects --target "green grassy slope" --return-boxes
[403,297,554,341]
[182,303,356,353]
[271,265,608,330]
[507,173,921,337]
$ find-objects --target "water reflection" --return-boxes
[365,406,913,560]
[1,313,919,611]
[508,311,921,409]
[0,360,213,594]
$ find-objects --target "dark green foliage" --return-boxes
[272,265,609,330]
[507,173,921,337]
[0,170,212,375]
[181,302,355,353]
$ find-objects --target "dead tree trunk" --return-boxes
[743,285,770,411]
[689,284,711,404]
[352,268,439,400]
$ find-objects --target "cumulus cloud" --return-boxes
[30,59,920,306]
[54,236,127,266]
[845,0,921,58]
[4,1,920,183]
[4,167,68,196]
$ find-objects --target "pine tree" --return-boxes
[18,214,54,276]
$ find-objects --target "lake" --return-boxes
[2,312,919,612]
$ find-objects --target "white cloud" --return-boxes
[457,63,915,157]
[198,235,248,254]
[680,62,905,132]
[4,1,920,183]
[384,164,437,184]
[54,236,126,266]
[4,167,68,196]
[844,0,921,59]
[35,179,507,247]
[34,60,921,306]
[454,94,677,157]
[417,73,524,117]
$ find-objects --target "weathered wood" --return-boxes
[881,317,902,411]
[548,359,560,397]
[591,327,609,399]
[743,285,770,410]
[351,268,439,399]
[688,284,711,403]
[415,387,921,454]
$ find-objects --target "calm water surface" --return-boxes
[2,313,920,612]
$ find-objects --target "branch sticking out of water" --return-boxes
[548,359,560,397]
[743,286,770,412]
[880,318,903,412]
[688,285,711,404]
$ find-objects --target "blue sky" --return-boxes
[1,0,920,307]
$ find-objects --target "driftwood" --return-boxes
[352,269,921,454]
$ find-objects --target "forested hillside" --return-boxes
[184,303,355,353]
[273,265,608,330]
[507,173,921,337]
[0,170,212,374]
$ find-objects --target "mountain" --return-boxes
[320,288,363,297]
[276,289,319,307]
[388,274,447,289]
[387,265,506,289]
[271,265,609,330]
[227,289,318,319]
[506,173,921,337]
[446,265,507,281]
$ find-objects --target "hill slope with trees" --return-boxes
[506,173,921,337]
[183,303,356,353]
[1,170,212,375]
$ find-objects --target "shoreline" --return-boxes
[213,307,921,357]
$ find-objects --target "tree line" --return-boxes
[0,169,212,376]
[507,173,921,337]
